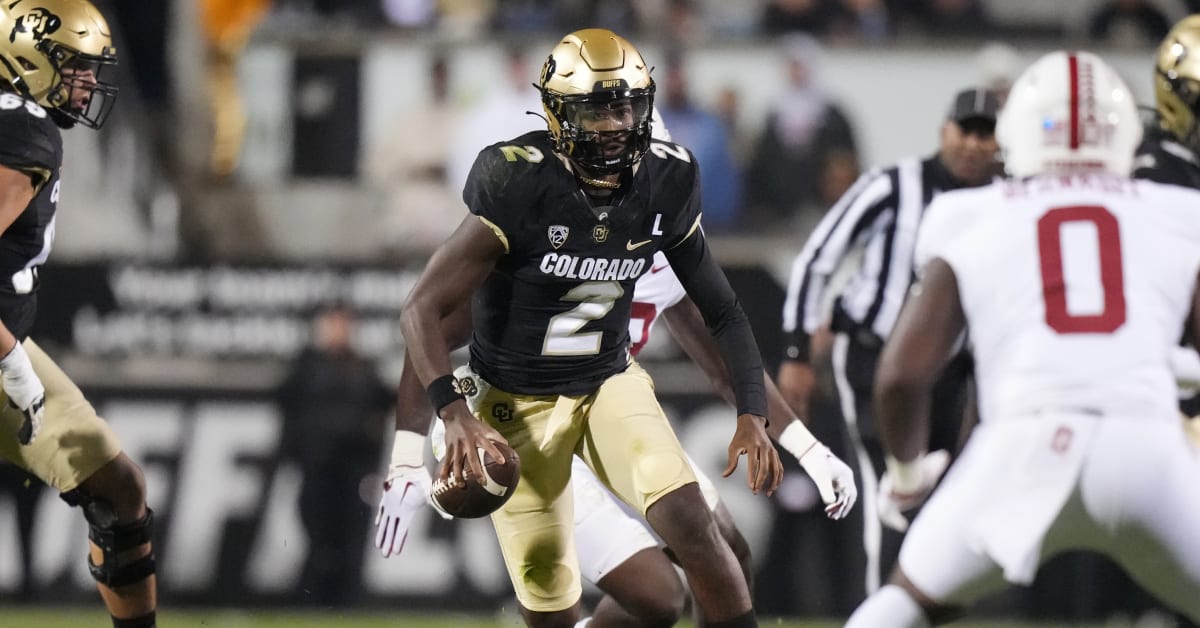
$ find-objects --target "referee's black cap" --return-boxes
[947,87,1001,125]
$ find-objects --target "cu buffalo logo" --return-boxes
[452,376,478,398]
[538,55,557,88]
[9,8,61,44]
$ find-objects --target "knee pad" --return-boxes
[61,489,156,588]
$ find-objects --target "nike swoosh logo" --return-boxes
[650,264,669,274]
[626,239,652,251]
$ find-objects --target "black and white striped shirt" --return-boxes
[781,155,969,361]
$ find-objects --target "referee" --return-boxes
[777,87,1001,601]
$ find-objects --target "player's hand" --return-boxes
[439,401,507,489]
[724,413,783,496]
[798,444,857,519]
[375,464,433,557]
[877,449,950,532]
[1172,347,1200,396]
[0,342,44,446]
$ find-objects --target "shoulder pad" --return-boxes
[0,94,59,179]
[645,139,694,165]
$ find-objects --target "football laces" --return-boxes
[431,470,469,496]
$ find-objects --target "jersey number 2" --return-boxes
[1036,205,1125,334]
[542,281,624,356]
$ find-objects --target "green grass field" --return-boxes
[0,608,1131,628]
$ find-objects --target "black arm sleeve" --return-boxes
[665,230,767,418]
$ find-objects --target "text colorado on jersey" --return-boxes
[538,253,646,281]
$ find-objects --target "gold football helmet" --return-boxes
[1155,15,1200,153]
[537,28,655,175]
[0,0,117,128]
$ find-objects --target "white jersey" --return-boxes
[916,174,1200,424]
[628,251,686,356]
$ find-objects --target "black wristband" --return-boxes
[427,374,465,416]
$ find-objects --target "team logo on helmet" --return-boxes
[9,8,60,44]
[539,55,556,89]
[548,225,569,249]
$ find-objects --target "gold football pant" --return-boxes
[0,339,122,492]
[467,361,697,613]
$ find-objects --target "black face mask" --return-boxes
[45,43,119,129]
[549,90,654,175]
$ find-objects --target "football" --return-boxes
[430,442,521,518]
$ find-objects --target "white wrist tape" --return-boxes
[885,454,925,494]
[389,430,426,470]
[779,421,819,460]
[0,341,30,373]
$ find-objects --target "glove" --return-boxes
[778,421,857,519]
[798,443,858,520]
[1171,347,1200,397]
[0,342,43,446]
[877,449,950,533]
[375,464,433,557]
[375,430,435,557]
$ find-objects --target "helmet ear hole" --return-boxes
[15,57,36,71]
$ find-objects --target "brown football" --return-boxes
[430,442,521,518]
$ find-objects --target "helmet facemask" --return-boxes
[1157,69,1200,155]
[1155,16,1200,155]
[545,87,654,175]
[40,40,117,129]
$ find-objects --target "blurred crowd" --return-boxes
[86,0,1192,265]
[362,34,863,256]
[266,0,1192,47]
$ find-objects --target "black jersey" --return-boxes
[0,94,62,340]
[1132,128,1200,189]
[463,131,702,396]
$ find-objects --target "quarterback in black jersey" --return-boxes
[401,29,778,628]
[0,2,156,627]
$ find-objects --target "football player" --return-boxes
[377,249,857,626]
[398,28,779,627]
[1134,14,1200,189]
[1134,14,1200,451]
[847,51,1200,627]
[0,1,157,627]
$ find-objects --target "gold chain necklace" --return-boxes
[577,174,621,189]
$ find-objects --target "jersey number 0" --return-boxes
[1036,205,1126,334]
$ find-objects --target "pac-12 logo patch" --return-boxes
[548,225,569,249]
